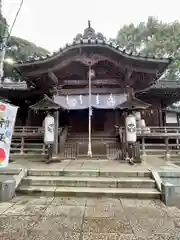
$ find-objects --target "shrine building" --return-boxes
[3,22,180,159]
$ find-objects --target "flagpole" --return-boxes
[87,66,92,157]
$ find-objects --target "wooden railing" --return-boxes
[11,126,63,155]
[59,126,68,153]
[14,126,62,136]
[11,139,47,155]
[117,126,180,157]
[10,126,180,157]
[14,126,44,136]
[117,126,180,135]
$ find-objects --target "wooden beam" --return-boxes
[124,69,133,85]
[48,71,59,85]
[61,79,121,86]
[57,87,124,95]
[126,69,133,80]
[25,54,158,77]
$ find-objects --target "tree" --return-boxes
[0,10,49,81]
[115,17,180,80]
[4,36,49,81]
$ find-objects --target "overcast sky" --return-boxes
[2,0,180,52]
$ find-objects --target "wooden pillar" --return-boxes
[165,136,170,160]
[20,136,24,154]
[124,111,128,160]
[115,109,119,127]
[26,109,32,126]
[159,109,163,126]
[142,136,146,156]
[53,110,59,157]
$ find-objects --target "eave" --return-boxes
[164,107,180,113]
[13,41,171,77]
[30,95,63,110]
[137,80,180,105]
[116,97,150,110]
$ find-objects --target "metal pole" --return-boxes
[87,66,92,157]
[53,110,59,157]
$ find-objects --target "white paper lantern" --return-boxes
[125,114,137,142]
[44,114,55,144]
[139,119,146,128]
[133,111,141,120]
[136,119,141,128]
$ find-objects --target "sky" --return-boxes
[2,0,180,52]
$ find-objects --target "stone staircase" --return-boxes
[17,169,160,199]
[62,132,121,160]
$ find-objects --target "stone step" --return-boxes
[67,138,117,141]
[67,140,117,144]
[0,168,22,175]
[27,169,152,178]
[17,185,160,199]
[10,154,47,160]
[68,134,116,137]
[77,155,107,160]
[22,176,156,188]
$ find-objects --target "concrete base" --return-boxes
[0,176,16,202]
[161,181,180,206]
[161,182,175,206]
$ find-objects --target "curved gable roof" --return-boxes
[13,22,171,74]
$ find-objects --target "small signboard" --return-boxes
[166,112,177,124]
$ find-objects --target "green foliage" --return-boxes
[0,13,49,81]
[7,36,49,62]
[4,36,49,81]
[0,7,7,38]
[116,17,180,80]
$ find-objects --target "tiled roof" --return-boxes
[14,23,171,66]
[151,80,180,89]
[30,95,62,110]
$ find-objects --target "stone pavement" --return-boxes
[9,155,180,172]
[0,196,180,240]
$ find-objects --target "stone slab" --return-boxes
[86,198,121,207]
[0,195,179,239]
[82,217,133,234]
[0,215,40,240]
[3,204,48,216]
[11,196,54,206]
[120,199,166,209]
[0,202,14,214]
[129,215,176,239]
[45,205,85,217]
[51,197,86,206]
[82,233,136,240]
[84,206,123,218]
[26,216,81,239]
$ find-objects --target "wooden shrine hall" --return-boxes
[3,21,180,159]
